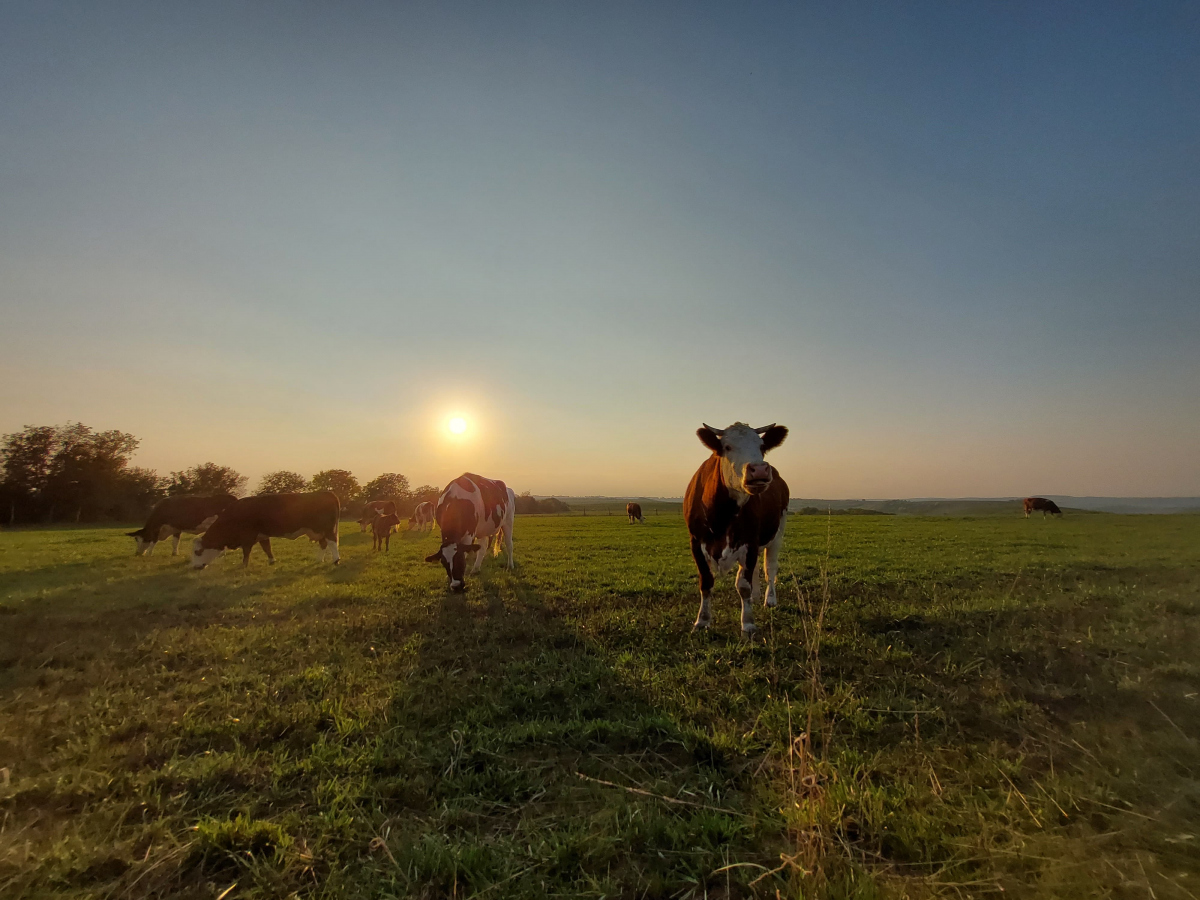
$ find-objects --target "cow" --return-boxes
[127,494,237,556]
[425,473,514,592]
[359,499,397,532]
[409,500,435,532]
[626,501,645,524]
[372,512,402,551]
[684,422,789,636]
[190,491,341,568]
[1023,497,1063,518]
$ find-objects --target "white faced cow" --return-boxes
[359,499,396,532]
[425,473,514,592]
[128,494,237,556]
[684,422,789,635]
[191,491,341,568]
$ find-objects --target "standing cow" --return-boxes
[1023,497,1063,518]
[127,494,237,556]
[626,502,645,524]
[372,513,402,551]
[359,500,397,532]
[409,500,435,531]
[190,491,341,568]
[425,473,514,592]
[684,422,789,635]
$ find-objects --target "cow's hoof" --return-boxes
[764,597,777,608]
[268,559,277,565]
[692,619,711,631]
[333,559,340,565]
[741,625,759,639]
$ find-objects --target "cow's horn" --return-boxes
[754,424,776,434]
[701,423,725,436]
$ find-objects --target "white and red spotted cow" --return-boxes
[191,491,341,568]
[684,423,789,635]
[425,473,514,592]
[409,500,435,532]
[127,494,237,556]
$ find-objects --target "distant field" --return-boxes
[1,515,1198,898]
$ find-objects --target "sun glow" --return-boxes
[448,416,467,435]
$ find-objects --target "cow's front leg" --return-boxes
[690,537,714,629]
[170,532,182,556]
[472,537,487,574]
[241,543,254,567]
[763,514,786,607]
[737,544,760,635]
[259,537,275,564]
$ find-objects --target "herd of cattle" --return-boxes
[126,422,1063,633]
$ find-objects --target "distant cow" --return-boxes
[359,500,397,532]
[684,423,789,635]
[626,502,645,524]
[372,512,402,551]
[425,473,514,591]
[1023,497,1063,518]
[409,500,435,531]
[191,491,341,568]
[127,494,237,556]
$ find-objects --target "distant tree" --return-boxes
[514,491,570,515]
[167,463,248,498]
[0,425,57,522]
[110,466,167,520]
[257,470,307,494]
[308,469,360,504]
[43,424,141,521]
[362,473,410,502]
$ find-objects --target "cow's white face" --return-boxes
[698,422,788,500]
[190,536,222,569]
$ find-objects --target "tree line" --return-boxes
[0,423,440,525]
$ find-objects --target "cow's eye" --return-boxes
[724,445,732,452]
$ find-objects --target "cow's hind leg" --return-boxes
[170,531,182,556]
[690,538,714,630]
[258,538,275,564]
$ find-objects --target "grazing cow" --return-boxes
[627,501,645,524]
[127,494,237,556]
[409,500,435,532]
[190,491,341,568]
[372,512,402,551]
[359,499,397,532]
[1023,497,1063,518]
[684,422,789,635]
[425,473,514,592]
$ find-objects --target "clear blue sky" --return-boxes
[2,2,1197,497]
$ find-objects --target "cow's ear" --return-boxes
[760,425,788,453]
[697,426,723,454]
[424,551,443,563]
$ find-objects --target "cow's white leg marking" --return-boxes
[472,536,487,574]
[763,513,786,607]
[736,563,757,634]
[170,532,182,556]
[144,541,156,557]
[694,591,712,629]
[328,529,340,564]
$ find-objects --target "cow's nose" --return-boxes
[745,463,771,482]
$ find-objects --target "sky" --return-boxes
[2,1,1198,498]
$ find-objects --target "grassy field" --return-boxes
[1,513,1198,899]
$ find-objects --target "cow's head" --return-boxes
[127,530,153,556]
[697,422,788,497]
[425,540,481,591]
[190,535,223,569]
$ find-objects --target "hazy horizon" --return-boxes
[3,2,1198,498]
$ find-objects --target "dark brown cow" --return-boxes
[190,491,341,568]
[127,494,237,556]
[358,499,397,532]
[372,512,402,551]
[1023,497,1063,518]
[684,422,789,635]
[626,501,645,524]
[425,473,515,591]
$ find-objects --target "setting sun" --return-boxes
[448,416,467,435]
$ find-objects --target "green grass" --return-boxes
[1,513,1198,898]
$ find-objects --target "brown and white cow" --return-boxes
[409,500,435,532]
[190,491,341,568]
[626,501,645,524]
[372,512,402,551]
[127,494,237,556]
[425,473,514,592]
[684,422,789,635]
[1023,497,1063,518]
[358,499,397,532]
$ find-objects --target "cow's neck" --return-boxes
[720,463,753,508]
